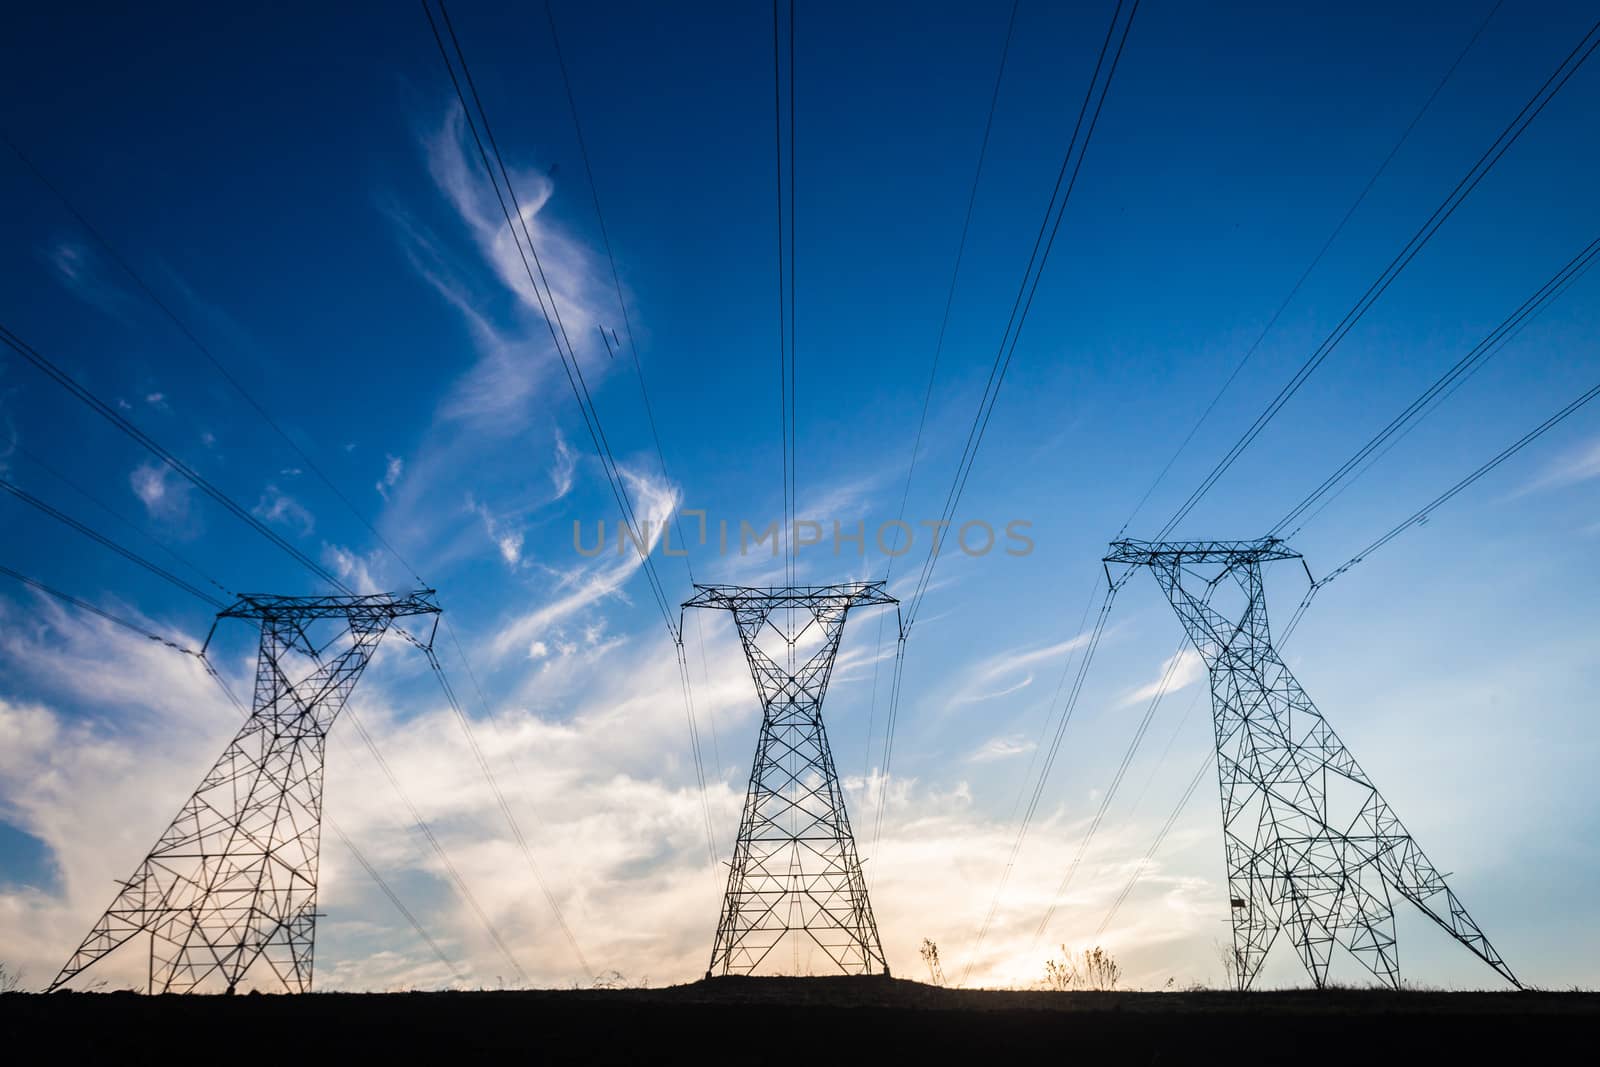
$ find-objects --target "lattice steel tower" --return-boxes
[1105,540,1518,989]
[47,590,440,994]
[685,582,894,977]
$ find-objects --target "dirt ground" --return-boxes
[5,975,1592,1063]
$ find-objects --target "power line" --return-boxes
[1116,0,1505,536]
[2,133,426,587]
[958,571,1130,986]
[773,0,797,582]
[1282,246,1599,542]
[410,638,594,978]
[423,0,676,636]
[1155,17,1600,539]
[904,0,1140,631]
[423,1,719,876]
[545,4,724,855]
[0,322,352,592]
[0,474,228,609]
[1270,233,1600,537]
[1281,374,1600,640]
[1031,634,1188,945]
[861,0,1021,801]
[13,442,235,601]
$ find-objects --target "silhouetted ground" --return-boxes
[5,976,1593,1063]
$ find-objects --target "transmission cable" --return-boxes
[860,0,1020,807]
[1280,375,1600,642]
[1116,0,1504,535]
[904,0,1140,633]
[957,570,1130,986]
[1,133,427,587]
[425,0,674,632]
[547,3,725,850]
[876,0,1140,909]
[0,475,227,609]
[1271,234,1600,538]
[424,1,719,871]
[1030,633,1189,945]
[1155,17,1600,539]
[0,322,351,592]
[1285,248,1599,543]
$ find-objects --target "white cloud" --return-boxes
[945,633,1092,710]
[1121,649,1206,707]
[488,465,680,662]
[467,495,527,570]
[1521,435,1600,495]
[550,431,577,500]
[968,733,1037,763]
[44,241,132,320]
[252,484,314,537]
[323,544,382,595]
[376,454,405,500]
[128,462,191,522]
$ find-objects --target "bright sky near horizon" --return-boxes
[1,0,1597,992]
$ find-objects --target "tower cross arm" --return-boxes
[683,581,896,613]
[1104,538,1302,567]
[219,589,441,623]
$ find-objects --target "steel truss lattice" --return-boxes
[685,582,895,977]
[47,590,440,994]
[1105,540,1518,990]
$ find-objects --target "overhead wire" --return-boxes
[0,474,228,610]
[0,322,350,592]
[1270,234,1600,538]
[424,1,719,875]
[880,0,1140,917]
[546,1,725,854]
[1030,633,1189,946]
[957,570,1130,985]
[1115,0,1505,536]
[1155,17,1600,539]
[424,0,677,636]
[1,133,426,588]
[903,0,1140,633]
[1282,246,1599,541]
[860,0,1020,820]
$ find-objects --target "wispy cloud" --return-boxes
[1120,649,1206,707]
[252,484,314,537]
[1519,435,1600,496]
[467,494,526,569]
[968,733,1037,763]
[374,454,405,502]
[43,240,133,321]
[945,633,1092,710]
[488,466,679,662]
[550,431,577,500]
[128,462,191,523]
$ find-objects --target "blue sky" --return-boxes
[0,0,1597,991]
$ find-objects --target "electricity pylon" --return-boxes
[48,590,440,994]
[685,582,895,977]
[1104,539,1518,990]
